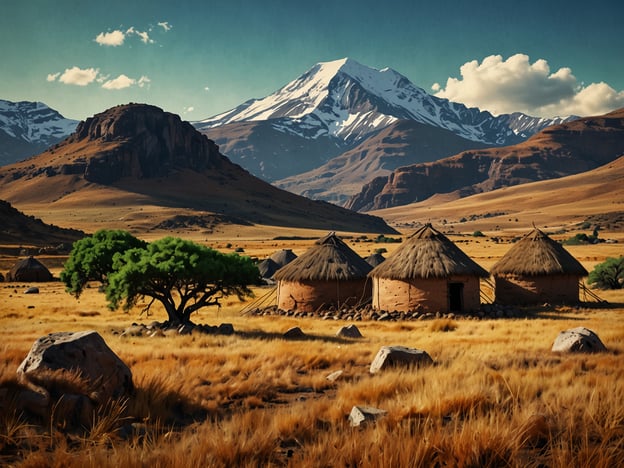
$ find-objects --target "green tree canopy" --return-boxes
[588,256,624,290]
[60,229,147,297]
[105,236,260,324]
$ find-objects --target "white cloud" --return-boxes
[137,76,151,88]
[158,21,172,32]
[204,86,210,92]
[102,74,136,90]
[183,106,195,114]
[433,54,624,117]
[126,27,153,44]
[59,66,99,86]
[95,30,125,46]
[46,72,60,82]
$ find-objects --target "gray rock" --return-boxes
[283,327,306,339]
[24,286,39,294]
[336,324,363,339]
[17,330,133,404]
[218,323,235,335]
[349,405,387,427]
[551,327,607,353]
[370,345,433,374]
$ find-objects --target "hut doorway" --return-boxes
[449,282,464,312]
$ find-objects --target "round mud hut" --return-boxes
[6,256,54,282]
[369,224,488,313]
[273,232,373,313]
[490,228,588,305]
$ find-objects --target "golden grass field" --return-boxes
[1,222,624,467]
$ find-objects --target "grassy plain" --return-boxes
[1,226,624,467]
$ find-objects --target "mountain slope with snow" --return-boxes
[0,100,78,166]
[197,58,573,147]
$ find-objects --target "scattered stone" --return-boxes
[17,330,133,404]
[326,370,344,382]
[283,326,306,339]
[336,324,363,339]
[551,327,607,353]
[121,324,147,337]
[24,286,39,294]
[349,405,387,427]
[370,346,433,374]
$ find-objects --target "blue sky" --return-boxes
[2,0,622,120]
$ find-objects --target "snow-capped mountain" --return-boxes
[196,58,573,147]
[0,100,78,166]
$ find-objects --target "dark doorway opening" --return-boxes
[449,282,464,312]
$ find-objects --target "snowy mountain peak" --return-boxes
[195,59,576,146]
[0,100,78,165]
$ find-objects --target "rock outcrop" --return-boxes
[369,346,433,373]
[62,104,223,184]
[17,330,133,404]
[551,327,607,353]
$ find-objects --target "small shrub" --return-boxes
[588,256,624,289]
[473,231,485,238]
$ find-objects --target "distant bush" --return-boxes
[588,257,624,289]
[374,247,387,255]
[563,232,601,245]
[473,231,485,237]
[234,247,245,253]
[374,234,401,244]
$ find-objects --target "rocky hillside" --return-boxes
[0,104,395,234]
[275,120,491,205]
[0,199,84,247]
[347,108,624,211]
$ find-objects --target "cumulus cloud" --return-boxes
[101,74,136,90]
[95,30,125,46]
[59,66,99,86]
[157,21,172,32]
[46,72,60,82]
[433,54,624,117]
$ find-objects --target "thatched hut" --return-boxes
[369,224,488,313]
[257,258,280,280]
[273,233,372,312]
[490,228,588,305]
[365,252,385,267]
[6,256,53,282]
[270,249,297,268]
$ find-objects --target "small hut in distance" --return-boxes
[490,228,588,305]
[6,256,53,282]
[273,233,372,313]
[369,224,488,313]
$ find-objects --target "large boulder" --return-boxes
[336,324,363,339]
[551,327,607,353]
[370,345,433,373]
[17,330,133,404]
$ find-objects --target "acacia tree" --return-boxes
[105,236,260,324]
[588,256,624,289]
[60,229,147,297]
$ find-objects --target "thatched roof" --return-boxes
[6,256,53,282]
[365,253,386,267]
[490,228,588,276]
[273,232,372,282]
[369,224,488,280]
[257,258,280,279]
[270,249,297,268]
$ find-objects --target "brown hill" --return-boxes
[347,108,624,212]
[275,120,490,206]
[0,199,84,247]
[373,155,624,233]
[0,104,395,235]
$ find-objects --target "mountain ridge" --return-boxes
[0,103,395,234]
[347,108,624,212]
